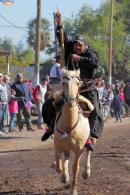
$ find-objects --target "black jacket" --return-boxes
[56,26,99,80]
[11,81,33,108]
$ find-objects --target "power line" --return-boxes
[0,11,78,15]
[0,24,54,33]
[0,14,29,31]
[0,24,28,30]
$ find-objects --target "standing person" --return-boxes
[97,79,105,101]
[49,54,62,84]
[33,76,48,129]
[0,73,8,134]
[41,11,104,152]
[124,81,130,109]
[8,89,23,132]
[47,54,63,101]
[26,80,34,94]
[11,73,35,132]
[3,74,11,127]
[112,89,123,122]
[119,87,129,116]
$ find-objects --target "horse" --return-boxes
[53,68,93,195]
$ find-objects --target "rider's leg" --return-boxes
[41,126,54,141]
[41,98,64,142]
[84,90,104,151]
[41,98,55,141]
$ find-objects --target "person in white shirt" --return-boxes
[49,54,62,84]
[33,76,49,129]
[97,80,105,101]
[0,73,8,134]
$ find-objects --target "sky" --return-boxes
[0,0,104,46]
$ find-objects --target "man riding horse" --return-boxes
[41,11,104,151]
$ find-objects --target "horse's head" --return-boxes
[61,68,80,106]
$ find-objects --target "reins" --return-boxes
[56,110,80,137]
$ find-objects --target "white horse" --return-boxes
[54,69,94,195]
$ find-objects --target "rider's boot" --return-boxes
[84,137,96,152]
[41,127,54,141]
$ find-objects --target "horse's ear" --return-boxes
[76,69,80,78]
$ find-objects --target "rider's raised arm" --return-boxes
[55,11,69,49]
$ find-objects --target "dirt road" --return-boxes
[0,117,130,195]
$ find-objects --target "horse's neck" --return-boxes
[61,103,79,129]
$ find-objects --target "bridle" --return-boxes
[56,111,80,138]
[62,75,80,106]
[55,74,80,138]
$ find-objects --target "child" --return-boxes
[112,89,123,122]
[8,89,22,132]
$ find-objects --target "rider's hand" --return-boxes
[70,54,80,62]
[55,10,62,26]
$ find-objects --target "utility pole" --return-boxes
[108,0,113,85]
[6,55,10,74]
[35,0,41,85]
[0,51,10,74]
[0,0,14,74]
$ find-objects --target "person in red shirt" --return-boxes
[119,87,129,116]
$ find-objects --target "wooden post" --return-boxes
[35,0,41,85]
[108,0,113,85]
[53,12,58,56]
[60,29,65,68]
[6,55,9,74]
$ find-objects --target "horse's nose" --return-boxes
[66,96,75,104]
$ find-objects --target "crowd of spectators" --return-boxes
[0,72,49,136]
[0,68,130,136]
[96,76,130,122]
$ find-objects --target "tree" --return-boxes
[62,2,130,79]
[15,41,24,56]
[27,18,51,51]
[0,37,14,52]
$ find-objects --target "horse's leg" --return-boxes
[82,138,97,179]
[72,154,81,195]
[61,151,70,183]
[55,148,63,173]
[82,149,91,179]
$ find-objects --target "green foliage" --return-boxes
[40,59,54,76]
[1,1,130,81]
[0,37,35,73]
[27,18,51,51]
[62,1,130,80]
[0,38,14,52]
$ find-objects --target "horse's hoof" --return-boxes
[51,161,56,169]
[64,183,71,189]
[82,171,90,180]
[72,188,78,195]
[61,173,69,183]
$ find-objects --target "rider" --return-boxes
[41,11,104,151]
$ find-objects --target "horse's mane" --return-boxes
[61,68,80,79]
[52,85,63,101]
[52,68,80,102]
